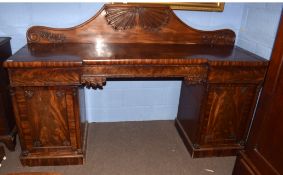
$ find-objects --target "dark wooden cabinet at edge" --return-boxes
[232,10,283,175]
[0,37,16,151]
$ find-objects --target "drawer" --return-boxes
[9,68,81,86]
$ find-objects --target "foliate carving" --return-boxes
[81,75,106,89]
[76,149,83,154]
[193,143,200,149]
[184,67,208,85]
[202,32,235,46]
[105,6,170,31]
[56,90,65,98]
[28,30,66,43]
[63,140,71,146]
[24,90,34,98]
[33,140,42,147]
[184,76,206,85]
[22,150,29,156]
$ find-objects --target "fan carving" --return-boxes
[105,6,170,31]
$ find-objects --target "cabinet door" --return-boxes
[200,84,259,146]
[12,87,81,153]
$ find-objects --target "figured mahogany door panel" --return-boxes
[12,86,80,153]
[200,84,259,146]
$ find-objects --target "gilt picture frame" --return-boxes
[163,2,224,11]
[121,2,225,12]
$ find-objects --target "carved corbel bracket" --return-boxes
[81,75,106,89]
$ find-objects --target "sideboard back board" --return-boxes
[3,4,268,166]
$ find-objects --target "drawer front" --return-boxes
[208,66,266,84]
[12,86,81,153]
[9,68,81,87]
[83,65,208,79]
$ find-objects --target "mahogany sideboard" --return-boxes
[0,37,17,151]
[3,4,268,166]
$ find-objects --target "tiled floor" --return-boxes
[0,121,236,175]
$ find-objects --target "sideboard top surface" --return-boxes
[5,43,267,67]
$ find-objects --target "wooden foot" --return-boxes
[175,119,242,158]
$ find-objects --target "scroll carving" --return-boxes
[202,32,235,46]
[81,75,106,89]
[26,4,236,45]
[105,6,170,31]
[28,30,66,43]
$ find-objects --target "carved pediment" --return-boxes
[27,4,235,46]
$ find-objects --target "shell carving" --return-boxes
[105,7,170,31]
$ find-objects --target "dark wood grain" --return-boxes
[26,4,235,45]
[9,68,81,86]
[176,83,262,157]
[10,87,85,166]
[3,4,268,165]
[4,44,266,68]
[0,37,17,151]
[233,11,283,175]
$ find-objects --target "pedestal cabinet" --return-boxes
[0,37,16,151]
[176,64,265,157]
[11,86,86,166]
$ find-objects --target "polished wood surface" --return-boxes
[11,86,85,166]
[233,10,283,175]
[0,37,17,151]
[3,4,268,165]
[5,44,265,67]
[26,4,235,45]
